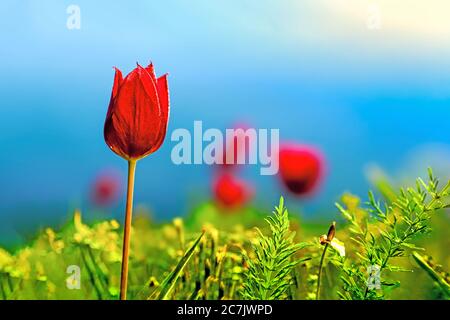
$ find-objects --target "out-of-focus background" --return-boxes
[1,0,450,245]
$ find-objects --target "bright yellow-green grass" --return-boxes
[0,173,449,300]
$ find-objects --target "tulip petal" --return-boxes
[145,63,157,83]
[156,74,169,117]
[105,68,123,120]
[146,74,170,154]
[112,67,123,99]
[136,64,160,105]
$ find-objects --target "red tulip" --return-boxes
[278,143,325,197]
[103,62,169,300]
[91,172,121,206]
[104,63,169,160]
[213,172,253,209]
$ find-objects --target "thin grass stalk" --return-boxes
[80,246,104,299]
[316,243,329,300]
[0,274,8,299]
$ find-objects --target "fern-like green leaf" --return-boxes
[241,197,308,300]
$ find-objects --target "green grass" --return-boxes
[0,170,449,300]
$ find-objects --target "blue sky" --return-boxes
[1,1,450,242]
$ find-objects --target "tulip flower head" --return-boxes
[278,143,325,197]
[213,172,254,209]
[104,63,169,160]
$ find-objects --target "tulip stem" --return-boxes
[316,243,329,300]
[120,159,137,300]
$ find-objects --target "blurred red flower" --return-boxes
[91,172,121,206]
[278,143,325,197]
[104,63,169,160]
[219,123,254,170]
[213,172,254,209]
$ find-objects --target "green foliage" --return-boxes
[150,231,205,300]
[0,169,448,300]
[241,197,309,300]
[139,219,248,300]
[334,168,450,300]
[412,251,450,298]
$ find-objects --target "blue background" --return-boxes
[1,1,450,243]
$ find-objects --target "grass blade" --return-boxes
[150,231,205,300]
[412,251,450,297]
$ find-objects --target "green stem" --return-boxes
[0,274,7,299]
[120,160,137,300]
[80,246,104,299]
[316,243,329,300]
